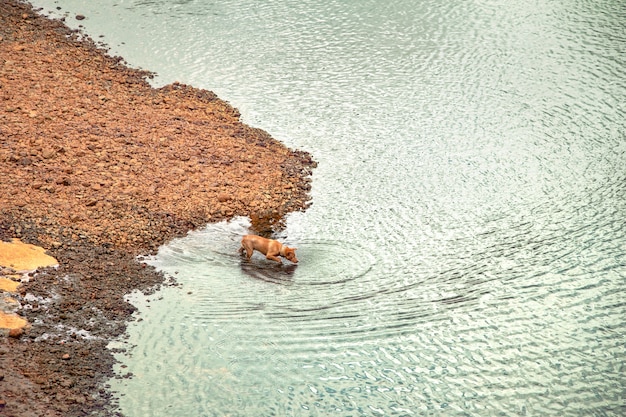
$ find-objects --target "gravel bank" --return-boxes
[0,1,315,415]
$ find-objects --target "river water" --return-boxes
[33,0,626,415]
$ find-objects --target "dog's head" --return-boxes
[282,246,298,264]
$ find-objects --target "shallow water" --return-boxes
[33,0,626,415]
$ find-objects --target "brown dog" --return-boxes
[238,235,298,264]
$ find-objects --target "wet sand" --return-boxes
[0,1,315,415]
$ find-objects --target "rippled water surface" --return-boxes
[33,0,626,415]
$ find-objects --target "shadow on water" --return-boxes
[239,258,298,285]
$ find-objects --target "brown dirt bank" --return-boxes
[0,1,315,416]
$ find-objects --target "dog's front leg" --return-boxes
[265,252,283,263]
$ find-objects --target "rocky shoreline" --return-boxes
[0,1,315,416]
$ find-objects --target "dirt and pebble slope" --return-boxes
[0,1,315,415]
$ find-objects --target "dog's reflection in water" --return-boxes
[239,260,298,285]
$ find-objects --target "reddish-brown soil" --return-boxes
[0,1,315,415]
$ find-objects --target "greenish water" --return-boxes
[33,0,626,415]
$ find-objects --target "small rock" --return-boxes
[72,394,86,404]
[56,177,71,186]
[76,14,85,20]
[62,353,70,360]
[217,192,230,202]
[59,378,73,388]
[8,328,24,338]
[42,148,56,159]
